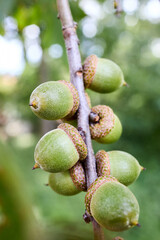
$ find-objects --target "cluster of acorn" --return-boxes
[29,55,144,232]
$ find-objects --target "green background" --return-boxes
[0,0,160,239]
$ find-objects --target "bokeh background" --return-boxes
[0,0,160,239]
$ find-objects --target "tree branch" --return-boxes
[57,0,104,239]
[114,0,123,16]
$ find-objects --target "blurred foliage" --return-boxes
[0,140,43,240]
[0,0,160,240]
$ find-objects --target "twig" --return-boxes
[112,237,124,240]
[57,1,104,239]
[114,0,123,16]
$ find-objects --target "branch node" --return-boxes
[63,29,71,39]
[62,24,74,31]
[112,237,124,240]
[74,21,78,29]
[76,68,83,77]
[89,112,100,123]
[77,127,86,142]
[114,0,123,16]
[62,25,66,31]
[83,211,92,223]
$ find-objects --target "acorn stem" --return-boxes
[89,112,100,124]
[57,0,103,239]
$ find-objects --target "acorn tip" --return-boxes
[32,163,40,170]
[131,220,140,227]
[136,223,141,227]
[29,101,37,109]
[44,183,49,186]
[141,166,146,171]
[123,82,129,88]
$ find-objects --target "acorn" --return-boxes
[29,80,79,120]
[90,105,122,144]
[83,55,126,93]
[48,171,81,196]
[85,176,140,232]
[34,123,87,173]
[96,150,144,186]
[48,161,86,196]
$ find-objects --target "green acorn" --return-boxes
[83,55,126,93]
[85,176,140,232]
[48,171,81,196]
[96,150,144,186]
[90,105,122,144]
[48,161,86,196]
[29,80,79,120]
[34,123,87,173]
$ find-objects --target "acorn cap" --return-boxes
[85,176,118,214]
[34,128,79,173]
[90,105,122,144]
[90,105,115,138]
[83,55,126,93]
[60,80,79,119]
[48,171,81,196]
[83,55,98,88]
[65,92,91,119]
[95,150,110,177]
[85,92,92,109]
[58,123,87,161]
[97,114,122,144]
[69,161,87,191]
